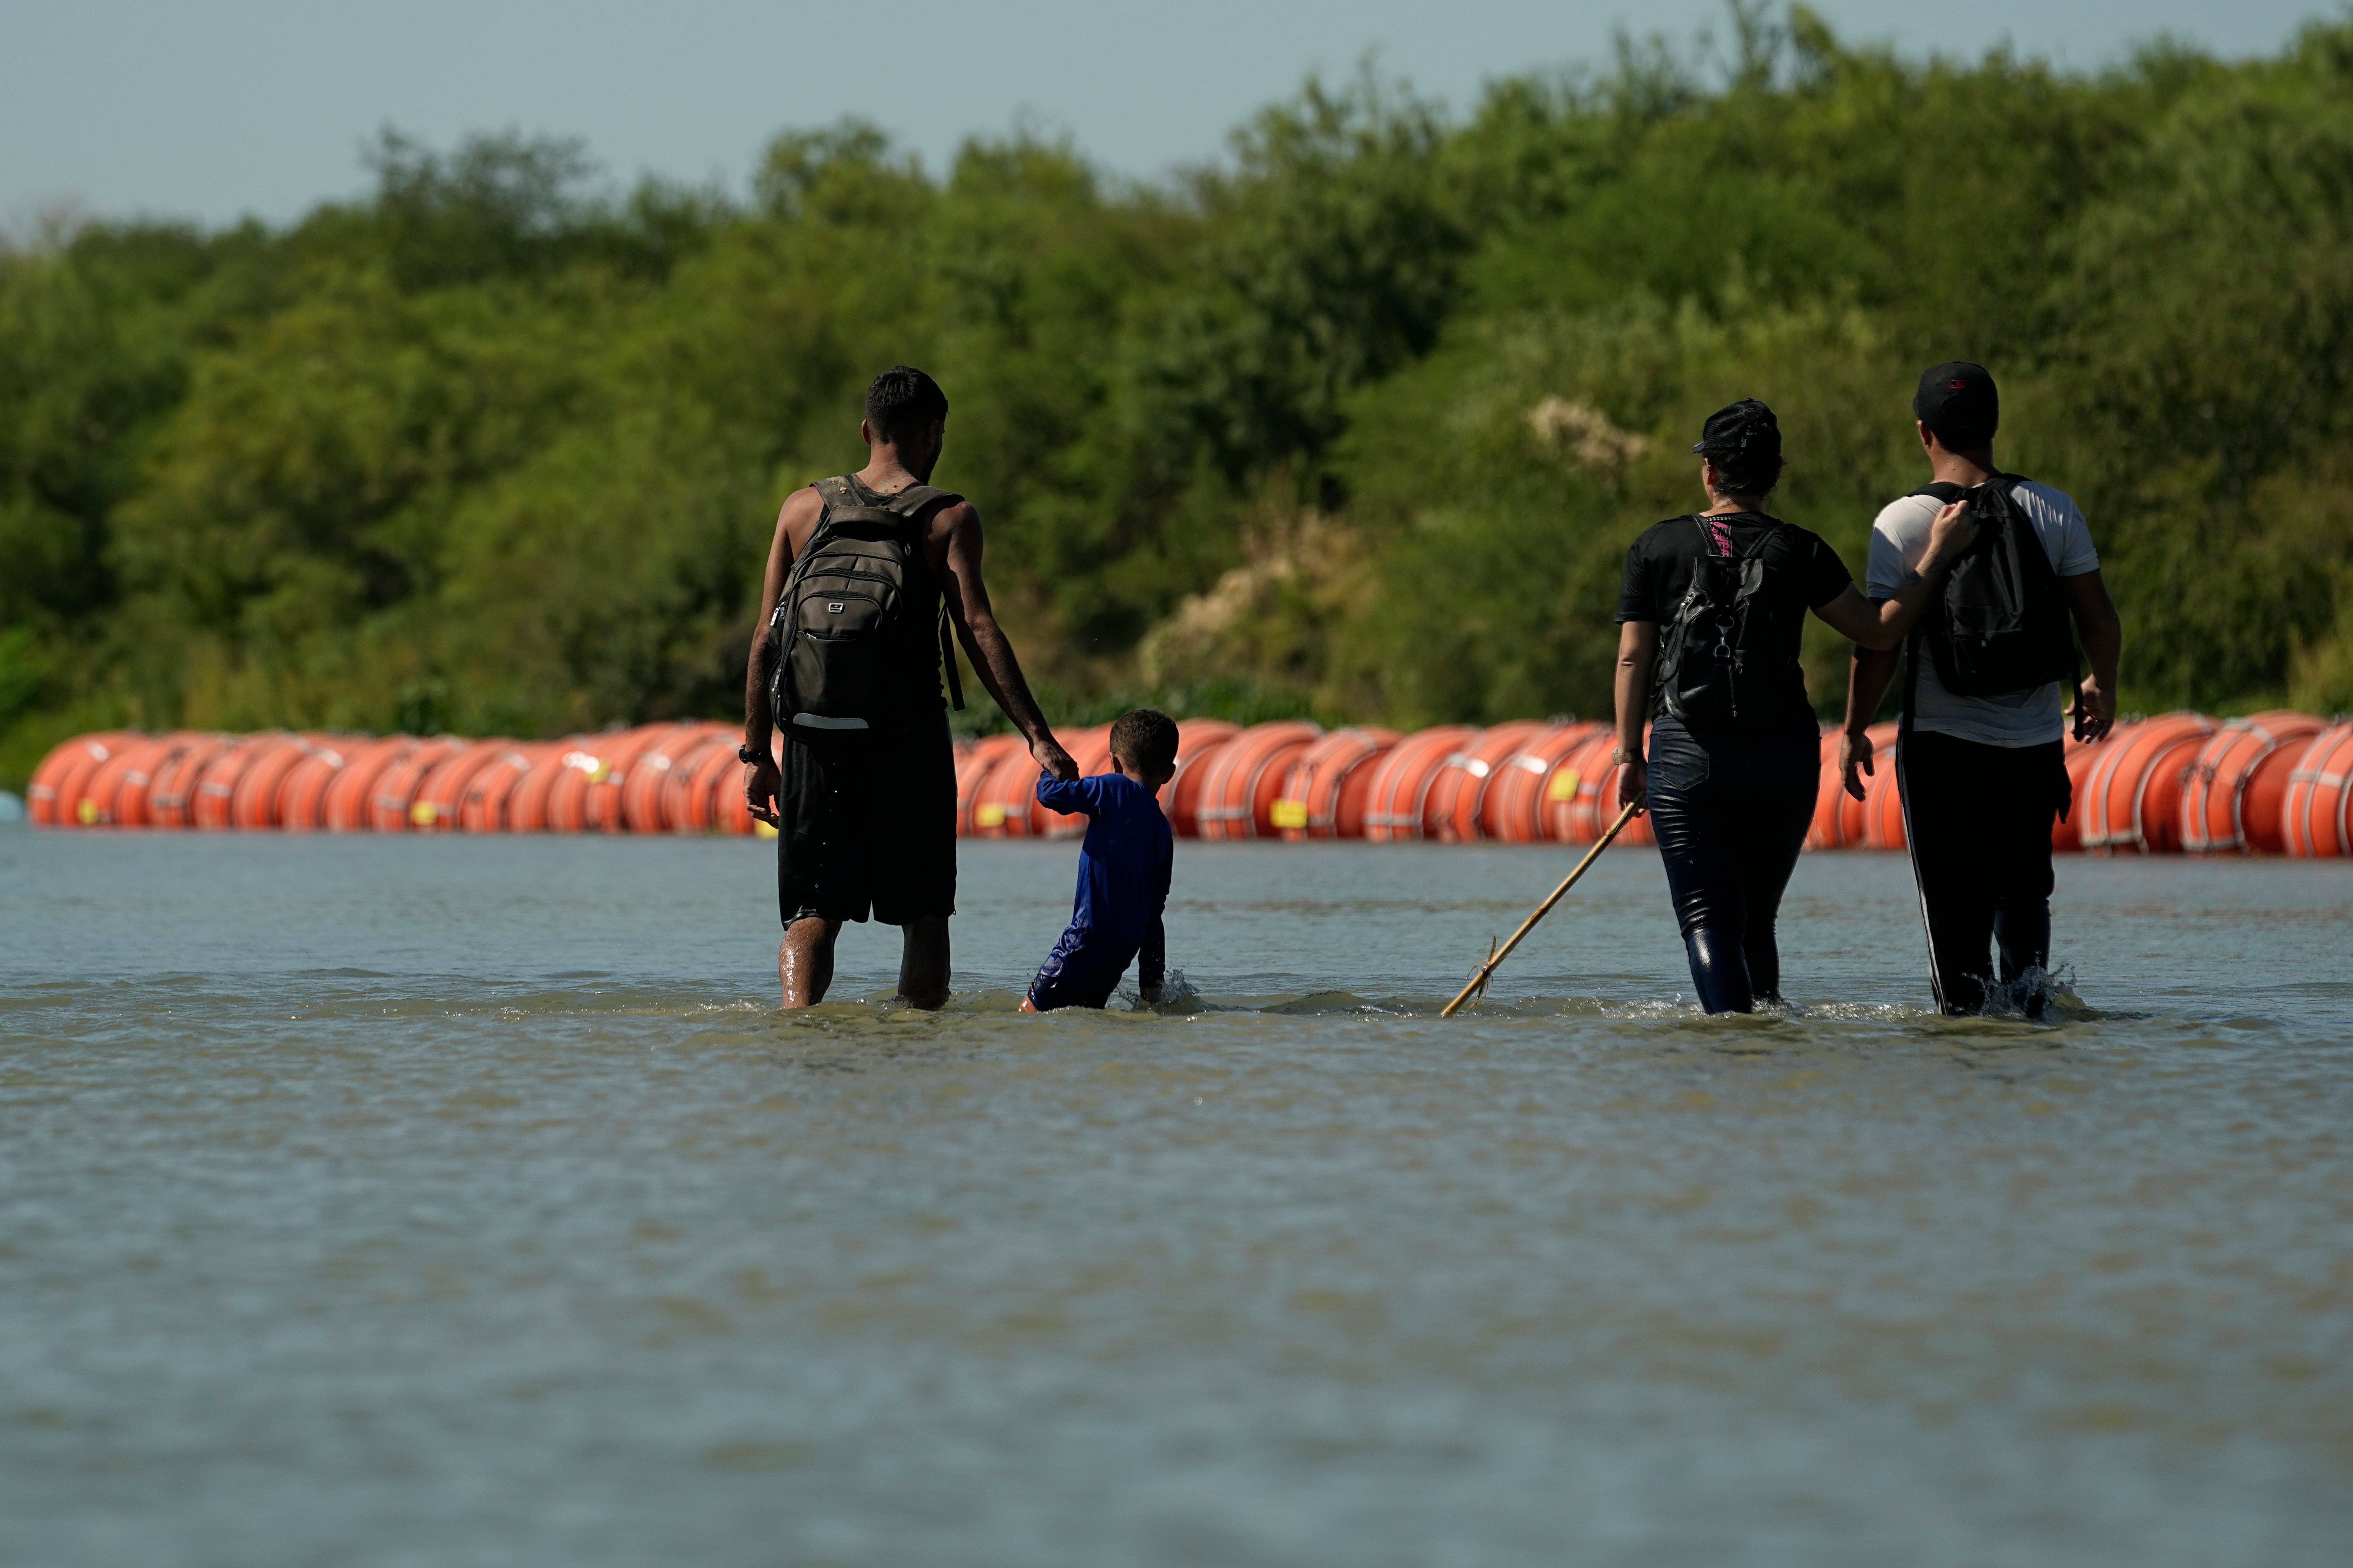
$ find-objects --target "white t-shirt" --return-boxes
[1865,479,2100,747]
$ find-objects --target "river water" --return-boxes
[3,825,2349,1566]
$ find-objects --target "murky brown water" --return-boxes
[3,827,2350,1565]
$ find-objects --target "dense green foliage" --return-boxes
[8,6,2353,785]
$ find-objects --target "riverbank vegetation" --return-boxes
[7,5,2353,784]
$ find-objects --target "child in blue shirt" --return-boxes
[1019,709,1178,1012]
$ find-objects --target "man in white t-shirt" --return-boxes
[1840,362,2123,1015]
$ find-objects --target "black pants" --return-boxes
[777,709,958,927]
[1894,729,2070,1015]
[1646,714,1819,1013]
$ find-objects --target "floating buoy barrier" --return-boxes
[1272,726,1399,840]
[1424,720,1549,844]
[1361,725,1480,842]
[20,711,2348,850]
[1478,722,1604,843]
[1196,721,1323,841]
[2179,711,2327,855]
[2077,712,2216,855]
[2280,720,2353,858]
[1157,719,1242,838]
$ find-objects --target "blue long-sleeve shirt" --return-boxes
[1031,771,1173,996]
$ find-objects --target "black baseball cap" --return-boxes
[1689,398,1781,463]
[1914,361,1998,436]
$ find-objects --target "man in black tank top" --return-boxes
[743,367,1077,1009]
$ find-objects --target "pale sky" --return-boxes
[4,0,2339,228]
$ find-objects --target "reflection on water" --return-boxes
[2,829,2350,1566]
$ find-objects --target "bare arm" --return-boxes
[741,489,823,825]
[2061,569,2121,742]
[1839,645,1901,800]
[1810,501,1979,650]
[1612,620,1656,813]
[938,500,1076,780]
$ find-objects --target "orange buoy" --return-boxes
[501,737,579,832]
[619,724,729,833]
[2281,722,2353,857]
[1273,726,1401,840]
[277,740,359,831]
[1473,722,1602,843]
[1157,719,1242,838]
[1359,726,1479,842]
[32,732,139,828]
[1422,720,1549,842]
[147,735,239,829]
[1194,721,1323,841]
[954,734,1026,835]
[1542,729,1617,844]
[536,730,661,834]
[2077,712,2215,854]
[191,733,275,830]
[406,739,514,831]
[451,743,547,831]
[222,734,320,829]
[582,725,686,832]
[2178,711,2327,854]
[318,737,414,831]
[26,735,97,826]
[75,735,175,826]
[366,738,466,832]
[653,731,736,832]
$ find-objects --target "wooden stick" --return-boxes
[1440,795,1645,1018]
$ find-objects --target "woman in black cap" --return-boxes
[1610,398,1976,1012]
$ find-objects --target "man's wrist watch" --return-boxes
[1613,747,1639,765]
[738,742,767,764]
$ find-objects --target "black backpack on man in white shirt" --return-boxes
[1907,475,2079,699]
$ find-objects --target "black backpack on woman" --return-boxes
[1656,517,1778,728]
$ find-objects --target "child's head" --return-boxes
[1108,708,1180,793]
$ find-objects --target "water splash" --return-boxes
[1120,968,1204,1014]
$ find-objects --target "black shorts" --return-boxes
[777,709,957,927]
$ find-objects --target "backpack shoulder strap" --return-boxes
[1910,481,1968,503]
[877,483,962,521]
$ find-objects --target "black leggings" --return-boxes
[1895,729,2069,1015]
[1645,714,1819,1013]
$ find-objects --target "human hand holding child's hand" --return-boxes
[1033,734,1078,781]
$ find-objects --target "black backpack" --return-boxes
[1908,475,2078,698]
[767,476,964,742]
[1655,517,1778,728]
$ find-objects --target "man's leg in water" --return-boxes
[1898,731,1997,1014]
[899,915,950,1010]
[780,916,841,1009]
[1990,741,2063,1011]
